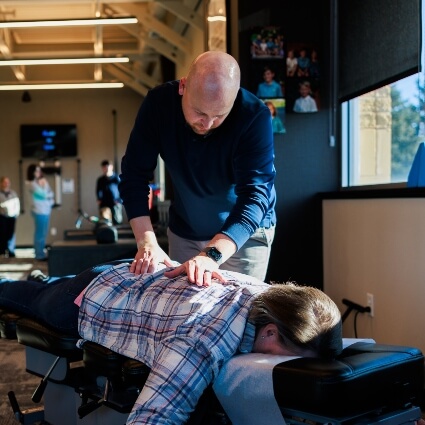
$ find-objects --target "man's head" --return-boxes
[101,160,113,176]
[0,176,10,191]
[178,51,241,136]
[250,282,342,359]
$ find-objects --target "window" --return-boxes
[340,0,424,188]
[341,73,424,187]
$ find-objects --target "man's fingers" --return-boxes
[130,257,153,275]
[210,270,227,283]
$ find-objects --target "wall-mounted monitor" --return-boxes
[20,124,78,159]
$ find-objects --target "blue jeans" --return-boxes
[32,212,50,259]
[167,226,276,281]
[0,260,130,336]
[8,233,16,254]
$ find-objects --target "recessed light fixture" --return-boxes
[0,57,130,66]
[0,82,124,90]
[0,17,138,29]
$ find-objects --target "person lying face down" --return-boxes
[0,261,342,425]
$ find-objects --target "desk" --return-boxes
[48,239,137,275]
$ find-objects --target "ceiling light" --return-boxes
[0,17,138,29]
[0,57,130,66]
[207,16,227,22]
[0,82,124,90]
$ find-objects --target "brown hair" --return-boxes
[26,164,38,181]
[249,282,342,359]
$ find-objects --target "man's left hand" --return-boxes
[164,255,228,287]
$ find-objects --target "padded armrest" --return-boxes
[273,342,424,417]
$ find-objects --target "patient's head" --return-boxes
[249,283,342,359]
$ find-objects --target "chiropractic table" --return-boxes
[0,309,423,425]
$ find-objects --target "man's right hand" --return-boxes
[130,241,173,275]
[129,216,173,275]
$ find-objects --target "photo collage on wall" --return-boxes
[248,26,321,135]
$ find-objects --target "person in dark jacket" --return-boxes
[96,160,122,225]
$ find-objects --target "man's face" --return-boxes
[179,78,235,136]
[102,164,113,175]
[0,178,10,191]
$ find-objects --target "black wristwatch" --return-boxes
[202,247,223,265]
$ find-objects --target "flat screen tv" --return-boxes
[20,124,78,159]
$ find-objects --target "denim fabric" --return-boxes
[0,260,130,336]
[32,212,50,259]
[7,232,16,254]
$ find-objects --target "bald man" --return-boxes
[120,51,276,285]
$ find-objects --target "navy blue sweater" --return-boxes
[120,81,276,250]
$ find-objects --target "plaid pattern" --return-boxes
[78,263,268,424]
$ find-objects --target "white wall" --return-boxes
[323,198,425,354]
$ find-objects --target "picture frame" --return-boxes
[262,98,286,135]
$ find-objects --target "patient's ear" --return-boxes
[261,323,279,339]
[267,323,279,339]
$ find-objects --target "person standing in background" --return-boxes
[27,164,54,261]
[0,176,20,257]
[96,160,123,225]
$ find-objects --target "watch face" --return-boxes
[206,247,222,263]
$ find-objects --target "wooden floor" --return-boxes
[0,248,48,281]
[0,248,47,424]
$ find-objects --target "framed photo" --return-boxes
[263,98,286,134]
[285,42,321,113]
[250,26,284,59]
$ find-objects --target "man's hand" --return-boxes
[164,254,227,287]
[129,216,174,275]
[131,242,173,275]
[130,240,173,275]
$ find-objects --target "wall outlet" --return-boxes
[50,227,57,236]
[366,293,374,317]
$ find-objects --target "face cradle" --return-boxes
[179,78,235,136]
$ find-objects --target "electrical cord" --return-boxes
[342,298,371,338]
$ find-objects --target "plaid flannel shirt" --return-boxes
[78,263,269,424]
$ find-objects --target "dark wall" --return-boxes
[237,0,339,287]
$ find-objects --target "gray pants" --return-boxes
[167,226,275,281]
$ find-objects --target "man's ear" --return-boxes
[178,78,187,95]
[264,323,279,338]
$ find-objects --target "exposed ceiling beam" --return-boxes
[144,36,184,67]
[105,61,161,88]
[138,12,192,56]
[0,30,26,80]
[104,63,150,96]
[112,2,194,62]
[156,1,204,32]
[0,1,206,94]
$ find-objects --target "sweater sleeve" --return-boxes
[220,102,276,250]
[119,92,160,220]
